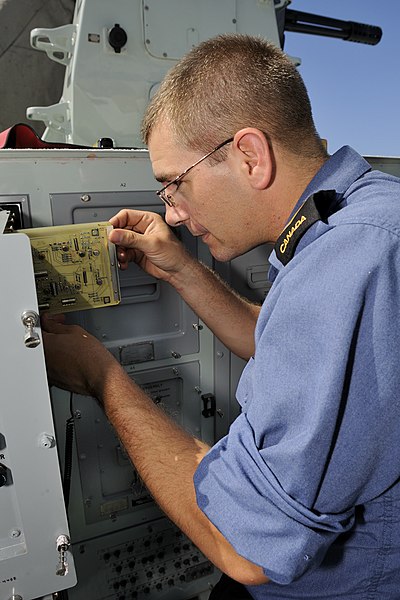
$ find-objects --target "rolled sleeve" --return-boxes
[194,415,354,584]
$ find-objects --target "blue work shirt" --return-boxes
[194,146,400,598]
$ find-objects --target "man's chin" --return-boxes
[201,236,239,262]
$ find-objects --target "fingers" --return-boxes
[46,313,66,324]
[41,313,75,334]
[109,209,163,234]
[109,227,135,247]
[115,247,132,270]
[110,225,160,257]
[108,208,184,277]
[108,210,128,229]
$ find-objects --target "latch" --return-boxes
[56,534,71,576]
[201,393,216,418]
[21,310,41,348]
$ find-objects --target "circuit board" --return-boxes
[20,222,120,314]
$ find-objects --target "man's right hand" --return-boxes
[108,209,191,282]
[109,209,259,360]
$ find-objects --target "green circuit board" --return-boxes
[20,222,121,314]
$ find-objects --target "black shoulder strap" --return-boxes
[274,190,337,266]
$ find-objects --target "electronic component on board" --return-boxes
[20,222,120,314]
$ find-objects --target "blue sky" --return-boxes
[283,1,400,157]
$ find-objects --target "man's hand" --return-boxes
[41,314,117,397]
[109,209,191,282]
[109,209,259,359]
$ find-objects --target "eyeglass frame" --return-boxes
[156,137,234,207]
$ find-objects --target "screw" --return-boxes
[192,323,203,331]
[10,529,21,538]
[74,410,82,419]
[81,194,91,202]
[39,433,55,448]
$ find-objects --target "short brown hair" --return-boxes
[142,33,326,159]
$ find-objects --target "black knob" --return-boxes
[108,24,127,53]
[96,137,114,149]
[0,464,7,487]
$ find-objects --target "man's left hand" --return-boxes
[41,314,116,397]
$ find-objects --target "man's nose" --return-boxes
[164,203,188,227]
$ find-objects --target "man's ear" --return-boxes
[233,128,274,190]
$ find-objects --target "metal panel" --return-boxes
[366,155,400,178]
[50,190,201,361]
[68,517,218,600]
[66,363,205,537]
[144,0,236,59]
[0,233,76,599]
[0,146,278,599]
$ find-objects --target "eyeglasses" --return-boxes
[156,137,234,207]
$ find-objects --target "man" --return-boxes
[42,34,400,598]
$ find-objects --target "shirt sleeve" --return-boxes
[194,222,400,584]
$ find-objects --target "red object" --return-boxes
[0,123,91,149]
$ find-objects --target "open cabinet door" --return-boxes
[0,232,76,600]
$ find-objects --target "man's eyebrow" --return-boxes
[154,172,176,184]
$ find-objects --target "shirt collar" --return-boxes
[289,145,371,218]
[268,146,371,277]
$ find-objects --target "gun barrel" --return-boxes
[284,9,382,46]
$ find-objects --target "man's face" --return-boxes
[148,123,257,262]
